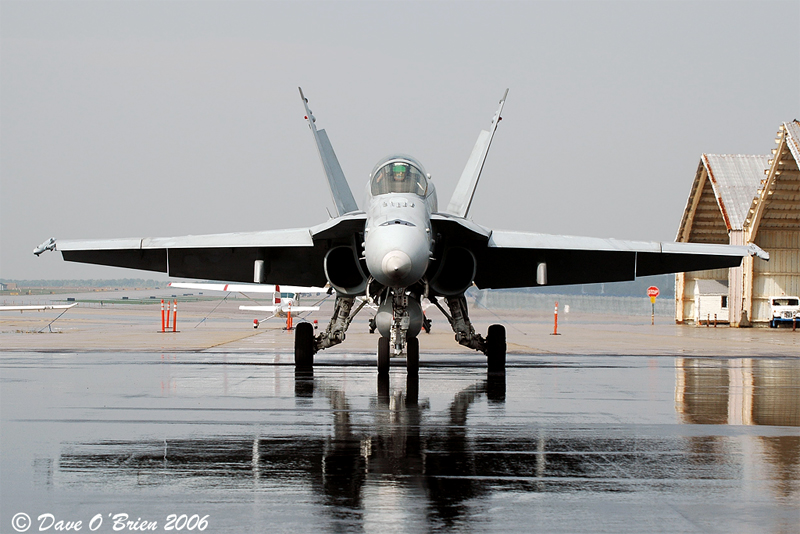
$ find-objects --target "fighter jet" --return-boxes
[42,89,768,375]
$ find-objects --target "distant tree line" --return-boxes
[3,273,675,296]
[0,279,166,288]
[487,273,675,298]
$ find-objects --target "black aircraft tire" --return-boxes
[294,322,315,368]
[378,337,390,375]
[406,337,419,375]
[486,324,506,374]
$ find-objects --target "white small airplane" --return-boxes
[168,282,327,329]
[0,303,78,312]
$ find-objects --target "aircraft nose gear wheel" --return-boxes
[295,322,315,369]
[378,336,390,375]
[406,337,419,375]
[486,324,506,374]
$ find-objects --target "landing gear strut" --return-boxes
[371,288,424,374]
[431,294,506,373]
[295,289,506,375]
[422,314,431,334]
[294,294,367,369]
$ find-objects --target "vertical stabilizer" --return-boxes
[446,89,508,218]
[299,88,359,216]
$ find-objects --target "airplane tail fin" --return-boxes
[299,88,359,216]
[445,89,508,218]
[273,284,281,307]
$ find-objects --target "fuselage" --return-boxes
[273,293,298,316]
[363,155,437,289]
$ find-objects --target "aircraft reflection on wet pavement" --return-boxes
[675,357,800,501]
[53,363,798,530]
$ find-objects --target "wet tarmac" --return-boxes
[1,350,798,533]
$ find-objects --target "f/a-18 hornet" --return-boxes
[44,89,768,374]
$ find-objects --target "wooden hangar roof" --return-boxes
[677,154,768,244]
[745,120,800,240]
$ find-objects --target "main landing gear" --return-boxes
[294,294,367,372]
[430,294,506,374]
[295,291,505,376]
[486,324,506,375]
[294,322,315,369]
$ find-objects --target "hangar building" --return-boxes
[675,121,800,326]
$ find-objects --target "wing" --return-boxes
[457,229,768,289]
[0,304,77,311]
[56,214,366,286]
[239,305,319,312]
[446,89,507,217]
[239,306,319,313]
[238,305,278,312]
[169,282,328,293]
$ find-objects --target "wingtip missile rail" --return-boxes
[33,237,56,256]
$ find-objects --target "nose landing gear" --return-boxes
[378,336,390,375]
[406,337,419,375]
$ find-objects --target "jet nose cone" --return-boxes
[381,250,413,283]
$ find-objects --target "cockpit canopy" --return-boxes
[370,156,428,196]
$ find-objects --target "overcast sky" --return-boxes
[1,0,798,280]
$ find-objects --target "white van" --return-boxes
[769,296,800,328]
